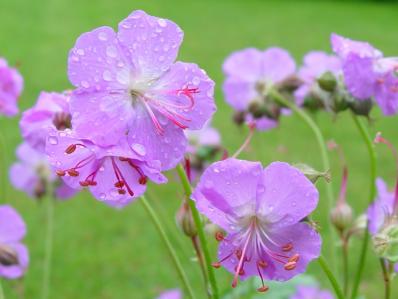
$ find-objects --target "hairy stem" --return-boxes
[176,164,219,299]
[191,235,210,298]
[270,90,337,265]
[318,256,345,299]
[380,259,391,299]
[350,113,377,299]
[342,238,349,296]
[140,196,196,299]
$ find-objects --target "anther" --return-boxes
[67,169,79,177]
[288,253,300,263]
[118,189,126,195]
[89,181,97,186]
[257,286,269,293]
[138,176,147,185]
[258,260,268,268]
[56,170,66,176]
[119,157,129,162]
[234,266,245,276]
[211,262,221,269]
[284,261,297,271]
[235,249,242,259]
[79,181,90,187]
[114,181,125,188]
[282,242,293,252]
[65,144,77,154]
[215,231,224,241]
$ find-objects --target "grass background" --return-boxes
[1,0,398,298]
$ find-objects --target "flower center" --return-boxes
[212,217,299,293]
[127,85,199,135]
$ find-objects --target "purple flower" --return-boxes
[331,33,398,115]
[0,205,29,279]
[46,129,166,207]
[192,159,321,291]
[222,47,296,131]
[157,289,181,299]
[367,178,395,235]
[67,10,216,170]
[295,51,341,105]
[290,285,334,299]
[9,142,76,199]
[0,58,23,117]
[20,91,72,152]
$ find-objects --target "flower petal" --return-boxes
[68,26,130,91]
[223,77,257,111]
[192,158,263,232]
[331,33,382,59]
[375,72,398,116]
[223,48,264,80]
[262,47,296,82]
[0,206,26,243]
[70,91,133,146]
[256,162,319,228]
[117,10,183,80]
[127,107,187,171]
[343,54,376,100]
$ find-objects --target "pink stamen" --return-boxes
[142,100,165,135]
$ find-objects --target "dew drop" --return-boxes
[102,70,112,81]
[76,49,85,56]
[106,46,117,58]
[81,80,89,88]
[157,18,167,27]
[192,76,200,86]
[131,143,146,156]
[48,136,58,145]
[98,31,108,41]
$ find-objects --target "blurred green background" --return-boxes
[1,0,398,298]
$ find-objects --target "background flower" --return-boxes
[0,57,23,117]
[0,205,29,279]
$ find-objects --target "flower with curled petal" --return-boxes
[192,158,321,292]
[0,205,29,279]
[331,33,398,115]
[67,10,216,170]
[20,91,72,152]
[46,129,166,207]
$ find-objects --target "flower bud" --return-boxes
[348,214,367,238]
[248,101,267,119]
[373,224,398,262]
[330,203,353,232]
[317,72,337,92]
[348,98,373,116]
[293,163,331,183]
[0,244,19,266]
[176,202,197,237]
[233,111,246,126]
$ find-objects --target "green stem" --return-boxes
[0,279,4,299]
[342,239,349,296]
[270,90,337,265]
[380,259,391,299]
[176,164,219,299]
[350,113,377,299]
[140,196,196,299]
[41,193,54,299]
[318,256,345,299]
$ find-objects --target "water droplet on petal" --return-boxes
[106,46,117,58]
[131,143,146,156]
[48,136,58,145]
[98,31,108,41]
[102,70,112,81]
[157,18,167,27]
